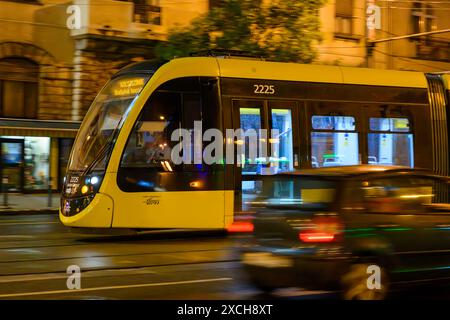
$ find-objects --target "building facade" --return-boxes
[0,0,77,192]
[317,0,450,72]
[0,0,449,193]
[0,0,205,192]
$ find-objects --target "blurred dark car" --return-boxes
[240,165,450,300]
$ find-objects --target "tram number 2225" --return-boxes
[254,84,275,95]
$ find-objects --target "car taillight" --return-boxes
[299,216,343,243]
[227,221,254,233]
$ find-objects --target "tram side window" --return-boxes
[120,88,205,172]
[183,93,203,170]
[311,115,359,168]
[368,118,414,167]
[121,91,182,170]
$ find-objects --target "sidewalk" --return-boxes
[0,193,59,214]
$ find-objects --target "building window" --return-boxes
[132,0,162,25]
[412,3,436,43]
[0,136,50,191]
[24,137,50,190]
[335,0,353,35]
[411,3,448,61]
[0,58,38,119]
[412,3,436,34]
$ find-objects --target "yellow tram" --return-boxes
[60,55,449,231]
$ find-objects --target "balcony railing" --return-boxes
[415,38,450,62]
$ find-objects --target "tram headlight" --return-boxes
[90,176,99,185]
[82,174,103,192]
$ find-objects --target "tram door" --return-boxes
[231,99,298,213]
[0,138,24,192]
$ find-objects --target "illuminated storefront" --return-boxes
[0,119,79,193]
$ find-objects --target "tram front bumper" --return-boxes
[59,193,114,228]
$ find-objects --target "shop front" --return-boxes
[0,119,80,193]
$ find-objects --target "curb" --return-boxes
[0,209,59,215]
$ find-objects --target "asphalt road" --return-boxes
[0,214,448,300]
[0,214,335,300]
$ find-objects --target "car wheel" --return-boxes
[252,281,276,293]
[247,275,277,293]
[341,261,389,300]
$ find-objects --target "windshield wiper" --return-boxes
[81,124,122,177]
[81,110,130,177]
[80,138,113,176]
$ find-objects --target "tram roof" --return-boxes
[119,57,429,89]
[215,57,428,88]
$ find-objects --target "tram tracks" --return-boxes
[0,247,235,264]
[0,239,241,278]
[0,214,243,296]
[0,258,241,279]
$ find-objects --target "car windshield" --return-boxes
[248,176,337,210]
[68,74,151,172]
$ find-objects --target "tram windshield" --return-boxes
[68,74,150,172]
